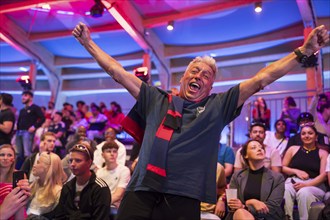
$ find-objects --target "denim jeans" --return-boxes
[15,130,34,169]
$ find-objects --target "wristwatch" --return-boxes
[294,48,308,64]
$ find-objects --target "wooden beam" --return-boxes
[165,23,305,58]
[0,0,81,13]
[29,23,123,41]
[0,60,31,67]
[101,0,171,89]
[143,0,258,28]
[54,51,144,67]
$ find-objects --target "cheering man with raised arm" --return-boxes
[72,22,328,220]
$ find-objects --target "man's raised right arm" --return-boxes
[72,22,142,99]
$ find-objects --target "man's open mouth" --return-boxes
[189,82,200,91]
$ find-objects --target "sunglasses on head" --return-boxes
[299,121,315,127]
[73,144,91,159]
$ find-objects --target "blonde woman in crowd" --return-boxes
[0,144,28,219]
[27,152,66,219]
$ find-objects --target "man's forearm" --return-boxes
[83,39,141,99]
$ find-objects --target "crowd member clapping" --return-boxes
[27,152,66,219]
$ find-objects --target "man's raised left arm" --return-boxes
[238,25,329,107]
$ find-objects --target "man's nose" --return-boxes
[195,71,203,78]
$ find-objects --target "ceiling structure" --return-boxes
[0,0,330,103]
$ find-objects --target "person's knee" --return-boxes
[297,188,314,200]
[233,209,254,220]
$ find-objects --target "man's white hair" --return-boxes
[185,55,218,77]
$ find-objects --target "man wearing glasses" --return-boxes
[55,142,110,220]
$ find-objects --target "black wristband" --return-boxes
[294,48,318,67]
[294,48,308,63]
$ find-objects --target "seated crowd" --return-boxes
[0,91,329,220]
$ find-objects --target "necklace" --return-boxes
[302,146,317,154]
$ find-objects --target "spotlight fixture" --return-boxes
[134,67,150,83]
[167,21,174,31]
[90,0,105,18]
[16,75,32,91]
[254,2,262,13]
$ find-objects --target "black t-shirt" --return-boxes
[0,108,15,145]
[244,167,264,201]
[17,104,45,130]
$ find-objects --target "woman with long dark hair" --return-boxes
[282,125,328,220]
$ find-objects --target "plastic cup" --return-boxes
[225,188,237,203]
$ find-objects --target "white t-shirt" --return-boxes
[234,144,282,169]
[263,131,288,158]
[93,140,127,168]
[74,181,89,209]
[96,164,130,207]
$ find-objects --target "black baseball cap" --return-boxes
[297,112,314,124]
[250,121,266,131]
[22,90,33,97]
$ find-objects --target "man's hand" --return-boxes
[301,25,329,56]
[214,199,226,217]
[28,126,35,133]
[72,22,91,46]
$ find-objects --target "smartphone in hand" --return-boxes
[12,171,25,188]
[291,178,296,184]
